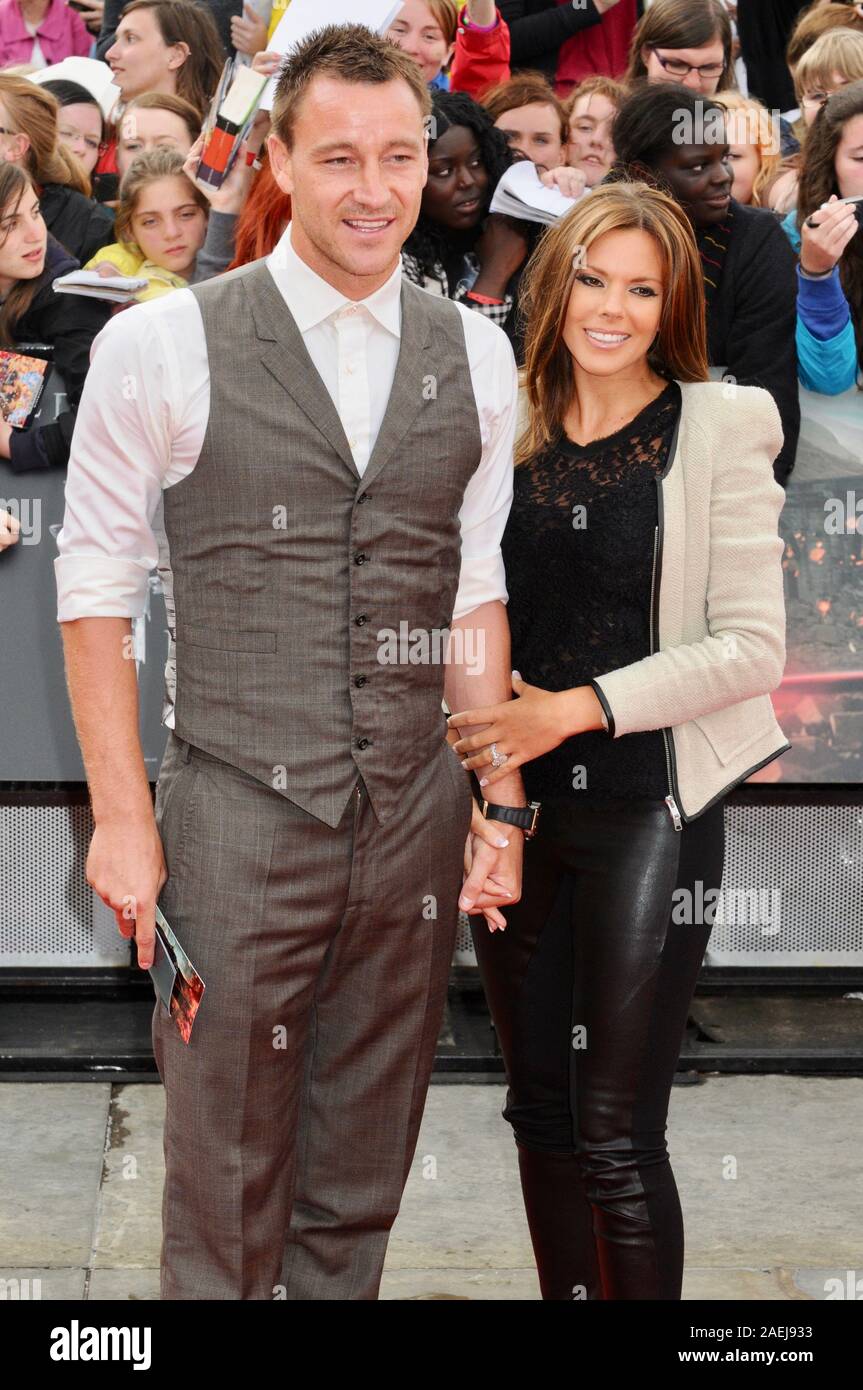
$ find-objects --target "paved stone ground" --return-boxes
[1,1075,860,1300]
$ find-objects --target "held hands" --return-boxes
[801,195,860,275]
[461,798,523,933]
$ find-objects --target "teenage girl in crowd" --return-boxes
[85,146,208,300]
[448,182,789,1302]
[481,71,568,173]
[387,0,510,97]
[116,90,200,179]
[610,81,800,486]
[624,0,734,94]
[91,0,224,188]
[714,91,782,208]
[0,162,110,473]
[784,79,863,395]
[0,74,114,264]
[766,26,863,215]
[41,78,105,182]
[564,74,624,187]
[401,88,534,346]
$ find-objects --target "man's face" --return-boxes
[268,75,428,291]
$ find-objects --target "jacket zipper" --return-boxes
[651,479,683,832]
[651,433,791,827]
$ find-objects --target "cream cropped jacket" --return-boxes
[587,380,791,827]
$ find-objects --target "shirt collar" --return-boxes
[266,221,402,339]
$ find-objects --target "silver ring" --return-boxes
[489,742,508,769]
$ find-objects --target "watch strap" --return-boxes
[481,800,541,838]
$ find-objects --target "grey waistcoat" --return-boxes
[163,260,484,828]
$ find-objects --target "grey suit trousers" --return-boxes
[152,730,473,1299]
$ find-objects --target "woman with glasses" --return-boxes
[766,27,863,214]
[40,79,105,182]
[625,0,734,95]
[0,74,114,266]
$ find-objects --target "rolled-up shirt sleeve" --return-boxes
[54,306,180,622]
[452,313,518,621]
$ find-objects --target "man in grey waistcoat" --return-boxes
[55,24,529,1299]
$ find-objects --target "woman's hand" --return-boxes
[801,194,859,275]
[231,3,269,58]
[0,419,13,460]
[540,165,587,200]
[448,673,569,787]
[182,109,269,215]
[448,674,606,788]
[251,48,283,79]
[471,213,530,298]
[0,506,20,548]
[76,0,104,34]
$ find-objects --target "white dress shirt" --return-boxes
[55,222,518,635]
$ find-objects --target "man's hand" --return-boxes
[0,418,13,459]
[87,813,168,969]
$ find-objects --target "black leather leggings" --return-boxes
[471,795,725,1301]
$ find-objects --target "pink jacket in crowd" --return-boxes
[0,0,92,69]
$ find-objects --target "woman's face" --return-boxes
[129,175,207,278]
[422,124,489,230]
[642,38,726,95]
[387,0,454,84]
[105,8,186,101]
[563,226,665,379]
[801,70,855,129]
[723,111,761,205]
[117,107,193,178]
[566,92,617,186]
[835,112,863,198]
[57,102,103,176]
[493,101,565,173]
[654,137,733,227]
[0,186,46,288]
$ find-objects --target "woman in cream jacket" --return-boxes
[448,183,789,1301]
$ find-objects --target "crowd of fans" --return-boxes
[0,0,862,542]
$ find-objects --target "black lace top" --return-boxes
[502,379,682,803]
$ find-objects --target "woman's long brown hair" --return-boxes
[116,0,226,119]
[0,163,51,346]
[516,181,709,467]
[797,77,863,373]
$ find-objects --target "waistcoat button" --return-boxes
[354,675,368,687]
[355,614,368,626]
[354,552,368,565]
[356,737,372,750]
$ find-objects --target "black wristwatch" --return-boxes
[481,799,541,840]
